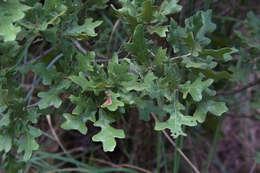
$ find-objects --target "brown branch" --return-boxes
[46,115,69,156]
[24,47,54,65]
[119,164,152,173]
[71,38,87,55]
[151,112,200,173]
[217,78,260,95]
[170,52,192,60]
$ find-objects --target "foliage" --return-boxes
[0,0,243,170]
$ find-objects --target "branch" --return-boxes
[71,38,87,55]
[46,115,71,158]
[24,47,54,65]
[170,52,192,60]
[151,112,200,173]
[217,78,260,95]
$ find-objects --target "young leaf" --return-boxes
[148,25,169,37]
[179,75,214,102]
[76,51,95,72]
[92,110,125,152]
[195,69,232,81]
[138,0,158,23]
[194,100,228,123]
[121,75,146,91]
[183,32,202,56]
[125,24,150,64]
[69,95,97,121]
[37,80,71,109]
[185,10,216,47]
[200,48,238,62]
[19,0,67,31]
[0,134,12,153]
[154,100,197,138]
[61,113,88,135]
[159,0,182,15]
[69,72,106,93]
[0,110,11,127]
[0,0,31,41]
[17,127,41,161]
[153,47,167,65]
[182,56,217,69]
[64,18,103,39]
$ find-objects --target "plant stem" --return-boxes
[204,116,224,173]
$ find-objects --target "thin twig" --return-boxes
[46,168,89,173]
[117,38,127,54]
[170,52,192,60]
[249,163,256,173]
[151,112,201,173]
[106,19,121,56]
[217,78,260,95]
[92,158,120,168]
[46,115,70,157]
[119,164,152,173]
[25,103,38,109]
[24,47,54,66]
[71,39,87,55]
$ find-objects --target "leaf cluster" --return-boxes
[0,0,239,165]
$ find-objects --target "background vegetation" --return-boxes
[0,0,259,173]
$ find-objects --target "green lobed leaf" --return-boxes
[194,100,228,123]
[21,0,67,31]
[37,80,71,109]
[0,0,31,41]
[200,48,238,62]
[75,51,95,72]
[64,18,103,39]
[0,110,11,127]
[138,0,158,23]
[182,32,202,56]
[0,134,12,153]
[121,75,146,91]
[185,10,216,47]
[19,63,62,85]
[92,110,125,152]
[148,25,169,37]
[69,72,106,93]
[125,24,150,64]
[153,47,168,65]
[159,0,182,15]
[182,56,217,69]
[107,60,132,85]
[154,99,197,138]
[86,0,109,11]
[61,113,88,135]
[17,126,41,161]
[167,19,186,54]
[196,69,232,81]
[69,95,97,121]
[179,75,214,102]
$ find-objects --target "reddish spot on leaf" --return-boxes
[102,91,112,106]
